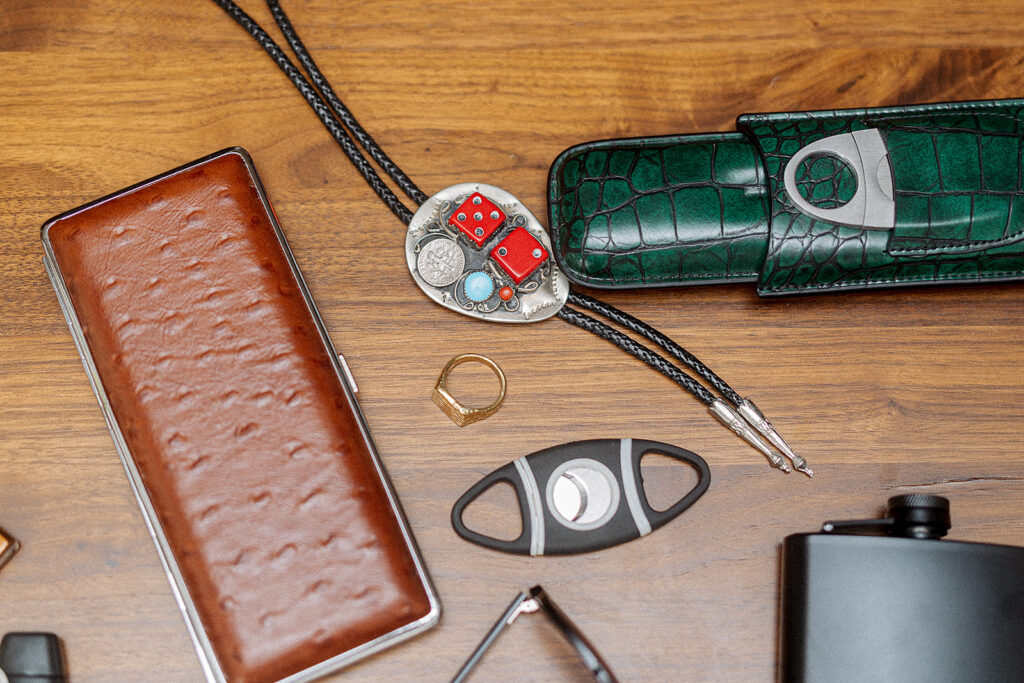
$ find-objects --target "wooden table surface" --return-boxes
[3,1,1024,681]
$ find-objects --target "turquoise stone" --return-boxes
[464,271,494,301]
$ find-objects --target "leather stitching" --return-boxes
[889,229,1024,255]
[567,269,761,285]
[763,267,1024,293]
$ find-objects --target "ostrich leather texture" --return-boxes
[548,98,1024,295]
[43,149,433,682]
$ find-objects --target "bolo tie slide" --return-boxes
[210,0,811,476]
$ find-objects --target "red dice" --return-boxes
[449,192,506,247]
[491,227,548,284]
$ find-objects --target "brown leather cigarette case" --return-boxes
[41,148,439,683]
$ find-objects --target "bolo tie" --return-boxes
[210,0,812,476]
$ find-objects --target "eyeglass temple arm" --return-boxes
[451,589,536,683]
[451,586,619,683]
[530,587,620,683]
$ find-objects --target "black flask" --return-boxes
[779,494,1024,683]
[0,633,66,683]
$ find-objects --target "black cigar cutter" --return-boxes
[451,439,710,555]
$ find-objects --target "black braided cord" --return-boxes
[556,306,716,405]
[210,0,416,224]
[266,0,429,206]
[566,291,744,406]
[210,0,739,409]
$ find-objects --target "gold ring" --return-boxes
[432,353,507,426]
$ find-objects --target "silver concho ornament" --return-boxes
[405,183,568,322]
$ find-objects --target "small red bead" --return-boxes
[498,286,514,301]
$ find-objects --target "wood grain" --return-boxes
[2,1,1023,681]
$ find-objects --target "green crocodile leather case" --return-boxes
[548,98,1024,295]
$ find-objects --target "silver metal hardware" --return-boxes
[552,471,588,521]
[736,398,812,476]
[507,596,541,624]
[708,399,791,473]
[336,352,359,394]
[783,128,895,230]
[544,458,620,531]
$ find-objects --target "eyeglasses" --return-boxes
[452,585,619,683]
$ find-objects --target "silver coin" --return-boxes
[417,238,465,287]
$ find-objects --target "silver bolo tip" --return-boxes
[708,399,791,473]
[793,461,814,477]
[736,398,812,477]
